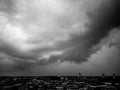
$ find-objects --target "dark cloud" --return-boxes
[87,0,120,42]
[39,0,120,64]
[0,0,18,14]
[98,28,120,48]
[0,0,120,76]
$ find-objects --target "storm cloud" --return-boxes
[0,0,120,75]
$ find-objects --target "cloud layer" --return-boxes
[0,0,120,74]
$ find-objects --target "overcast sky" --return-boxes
[0,0,120,76]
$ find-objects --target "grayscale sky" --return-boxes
[0,0,120,76]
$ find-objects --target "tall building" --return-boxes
[79,72,81,77]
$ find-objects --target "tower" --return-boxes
[79,72,81,77]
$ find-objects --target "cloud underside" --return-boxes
[0,0,120,66]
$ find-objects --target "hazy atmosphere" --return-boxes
[0,0,120,76]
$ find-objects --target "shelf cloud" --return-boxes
[0,0,120,75]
